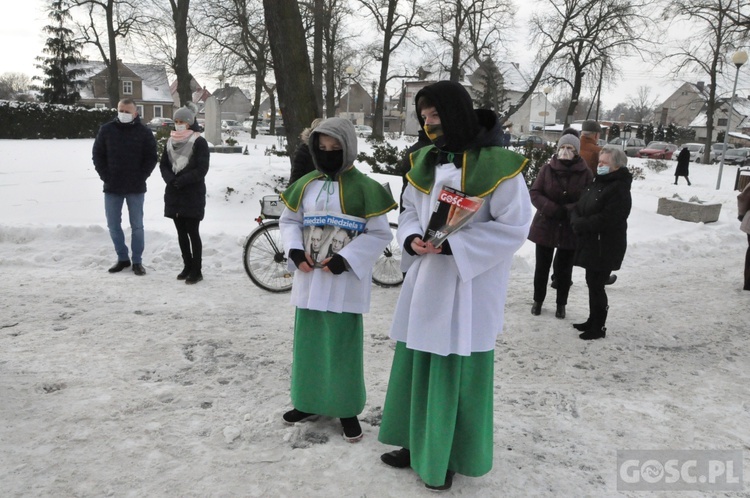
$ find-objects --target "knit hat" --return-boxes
[173,102,197,125]
[557,133,580,154]
[581,120,601,133]
[561,127,580,138]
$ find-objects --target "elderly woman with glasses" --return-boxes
[570,145,633,340]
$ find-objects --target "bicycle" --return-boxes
[243,194,403,292]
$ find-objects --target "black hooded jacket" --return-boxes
[414,81,480,153]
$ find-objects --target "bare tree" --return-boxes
[665,0,746,163]
[193,0,271,136]
[627,86,658,123]
[262,0,317,155]
[355,0,424,140]
[72,0,144,108]
[423,0,514,82]
[0,73,33,100]
[537,0,653,127]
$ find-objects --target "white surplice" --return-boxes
[391,162,532,356]
[279,179,393,314]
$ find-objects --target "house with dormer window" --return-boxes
[75,60,174,121]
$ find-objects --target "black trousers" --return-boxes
[585,269,611,322]
[745,234,750,291]
[174,217,202,269]
[534,245,574,305]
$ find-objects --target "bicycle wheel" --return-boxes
[372,222,403,287]
[243,221,293,293]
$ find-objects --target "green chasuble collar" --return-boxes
[281,166,397,218]
[406,145,528,198]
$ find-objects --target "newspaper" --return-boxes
[423,186,484,248]
[303,211,366,268]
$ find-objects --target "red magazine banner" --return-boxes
[423,186,484,247]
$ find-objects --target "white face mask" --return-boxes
[558,148,575,160]
[597,165,611,175]
[175,124,188,132]
[118,112,134,124]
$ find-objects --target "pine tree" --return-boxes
[474,57,508,112]
[35,0,87,104]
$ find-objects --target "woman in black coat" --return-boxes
[570,145,632,340]
[159,104,210,284]
[674,146,691,185]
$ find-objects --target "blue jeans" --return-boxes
[104,193,145,264]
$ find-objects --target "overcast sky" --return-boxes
[2,0,746,111]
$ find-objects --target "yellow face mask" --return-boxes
[423,123,446,148]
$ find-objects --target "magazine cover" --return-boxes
[423,186,485,247]
[303,212,366,267]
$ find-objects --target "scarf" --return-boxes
[167,131,200,174]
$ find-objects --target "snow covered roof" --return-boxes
[688,96,750,129]
[74,61,172,103]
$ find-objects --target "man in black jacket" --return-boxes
[93,98,158,275]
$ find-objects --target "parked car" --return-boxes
[697,143,735,163]
[242,120,270,134]
[720,147,750,166]
[354,124,373,138]
[513,134,545,149]
[607,137,646,157]
[636,142,678,160]
[221,119,243,131]
[146,117,175,132]
[673,142,703,162]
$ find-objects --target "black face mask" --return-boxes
[317,149,344,175]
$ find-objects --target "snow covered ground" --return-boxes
[1,133,748,497]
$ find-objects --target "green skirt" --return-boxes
[378,342,495,487]
[290,308,365,418]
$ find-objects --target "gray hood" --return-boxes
[308,117,358,177]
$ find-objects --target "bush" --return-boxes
[155,127,170,158]
[630,166,645,180]
[0,100,115,139]
[520,143,556,188]
[358,142,409,176]
[645,159,669,173]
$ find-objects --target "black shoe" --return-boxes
[185,271,203,284]
[605,274,617,285]
[282,409,317,425]
[340,417,363,442]
[132,263,146,276]
[531,301,542,316]
[579,327,606,340]
[108,260,131,273]
[555,305,566,319]
[425,470,455,491]
[381,448,411,468]
[177,266,191,280]
[573,319,590,331]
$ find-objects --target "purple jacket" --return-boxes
[528,155,593,249]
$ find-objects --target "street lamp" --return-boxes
[345,66,354,123]
[543,86,551,142]
[716,50,748,190]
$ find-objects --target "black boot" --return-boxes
[531,301,542,316]
[555,304,566,319]
[177,255,192,280]
[687,177,691,186]
[185,258,202,284]
[573,319,590,331]
[579,306,607,340]
[381,448,411,468]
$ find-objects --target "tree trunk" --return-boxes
[105,0,119,109]
[563,73,584,128]
[172,0,194,107]
[263,0,317,157]
[312,0,324,116]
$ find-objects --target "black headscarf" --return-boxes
[414,81,480,153]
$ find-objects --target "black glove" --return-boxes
[404,233,421,256]
[324,254,347,274]
[288,249,308,269]
[438,239,453,255]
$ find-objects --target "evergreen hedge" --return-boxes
[0,100,116,139]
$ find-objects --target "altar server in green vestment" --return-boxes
[279,117,396,442]
[378,81,532,490]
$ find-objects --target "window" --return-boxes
[671,102,676,109]
[122,80,133,94]
[154,105,163,118]
[718,118,728,126]
[136,105,144,116]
